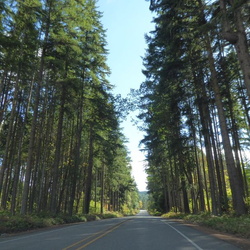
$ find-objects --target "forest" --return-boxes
[1,0,250,222]
[138,0,250,216]
[0,0,139,217]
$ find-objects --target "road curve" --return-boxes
[0,210,241,250]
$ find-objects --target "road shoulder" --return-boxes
[170,219,250,250]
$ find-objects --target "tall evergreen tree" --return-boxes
[139,0,249,215]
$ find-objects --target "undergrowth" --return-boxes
[0,211,124,234]
[162,212,250,239]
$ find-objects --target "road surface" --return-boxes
[0,210,241,249]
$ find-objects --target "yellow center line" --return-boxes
[63,219,131,250]
[76,221,128,250]
[62,232,101,250]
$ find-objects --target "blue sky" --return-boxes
[97,0,154,191]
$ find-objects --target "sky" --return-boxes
[97,0,154,191]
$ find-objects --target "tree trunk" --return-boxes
[50,85,66,214]
[193,128,205,212]
[100,164,105,214]
[68,83,84,216]
[204,34,246,215]
[192,67,219,214]
[181,178,190,214]
[0,74,20,200]
[20,4,51,213]
[83,127,94,214]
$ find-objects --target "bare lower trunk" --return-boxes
[205,36,246,215]
[83,127,94,214]
[100,164,105,214]
[50,85,66,214]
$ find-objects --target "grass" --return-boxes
[162,212,250,239]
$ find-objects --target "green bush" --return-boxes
[162,212,186,219]
[2,215,44,233]
[149,209,162,216]
[0,211,126,234]
[102,212,122,219]
[0,213,88,234]
[85,214,100,221]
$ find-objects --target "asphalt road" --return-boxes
[0,210,241,250]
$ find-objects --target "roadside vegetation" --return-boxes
[0,210,137,235]
[161,212,250,239]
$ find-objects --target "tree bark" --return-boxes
[20,1,51,213]
[100,163,105,214]
[192,66,219,214]
[204,34,246,215]
[83,126,94,214]
[68,80,84,215]
[50,85,66,214]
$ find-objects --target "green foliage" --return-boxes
[84,214,100,222]
[0,213,52,233]
[139,191,149,209]
[186,214,250,238]
[149,210,162,216]
[138,0,250,217]
[121,204,138,216]
[0,0,137,217]
[0,211,124,234]
[89,200,101,214]
[161,212,186,219]
[98,212,123,219]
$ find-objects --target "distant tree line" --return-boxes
[138,0,250,215]
[0,0,139,216]
[139,191,148,210]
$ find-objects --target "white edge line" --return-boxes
[162,220,203,250]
